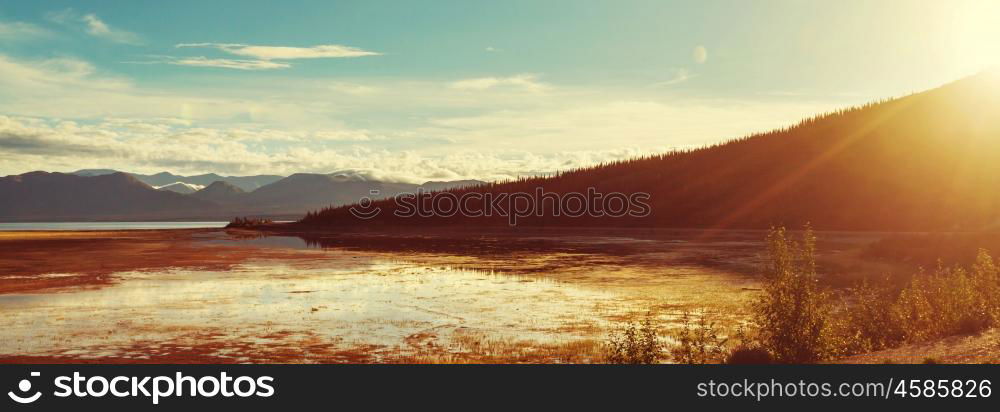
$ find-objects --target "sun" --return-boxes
[949,0,1000,73]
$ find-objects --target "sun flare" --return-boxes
[949,0,1000,73]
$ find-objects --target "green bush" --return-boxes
[605,313,664,364]
[840,274,905,353]
[723,324,772,364]
[751,225,835,363]
[836,249,999,358]
[725,346,773,364]
[607,231,1000,365]
[894,254,997,341]
[671,311,728,364]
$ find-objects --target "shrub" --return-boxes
[894,260,993,341]
[744,228,999,363]
[605,313,664,364]
[969,249,1000,327]
[723,324,772,364]
[751,225,835,363]
[725,347,773,364]
[840,274,905,353]
[671,311,728,364]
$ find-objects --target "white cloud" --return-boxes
[313,130,380,142]
[81,13,141,44]
[161,43,380,70]
[0,21,52,40]
[449,74,550,93]
[652,69,694,87]
[0,115,647,181]
[328,82,382,96]
[176,43,380,59]
[424,99,843,153]
[47,10,141,44]
[693,45,708,64]
[0,54,130,92]
[168,57,290,70]
[0,53,863,180]
[0,54,319,123]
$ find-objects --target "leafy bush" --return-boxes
[605,314,664,364]
[603,231,1000,365]
[724,324,772,364]
[968,250,1000,328]
[893,252,998,341]
[835,249,999,358]
[725,346,773,364]
[839,274,905,353]
[751,225,835,363]
[671,311,728,364]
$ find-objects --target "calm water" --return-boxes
[0,257,635,362]
[0,221,228,231]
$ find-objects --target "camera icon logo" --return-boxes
[349,190,383,219]
[8,372,42,404]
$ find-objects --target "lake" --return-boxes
[0,221,229,231]
[0,228,769,363]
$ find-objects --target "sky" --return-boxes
[1,0,998,182]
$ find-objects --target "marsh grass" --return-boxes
[399,333,605,364]
[670,311,728,364]
[604,313,665,364]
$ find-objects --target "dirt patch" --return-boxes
[835,328,1000,364]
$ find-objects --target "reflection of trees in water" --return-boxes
[294,234,639,257]
[302,237,326,249]
[227,231,268,240]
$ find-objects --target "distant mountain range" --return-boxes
[0,172,220,221]
[72,169,283,191]
[302,71,1000,231]
[0,170,483,221]
[154,182,205,194]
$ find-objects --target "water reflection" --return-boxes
[205,234,310,249]
[0,256,633,362]
[0,222,228,231]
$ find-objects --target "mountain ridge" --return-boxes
[70,170,284,192]
[0,172,222,220]
[0,171,482,221]
[300,72,1000,231]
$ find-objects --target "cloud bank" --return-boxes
[449,74,550,93]
[176,43,381,59]
[0,115,648,182]
[0,52,853,181]
[0,21,52,40]
[167,43,381,70]
[46,10,142,44]
[167,57,291,70]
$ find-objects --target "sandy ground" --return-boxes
[836,328,1000,364]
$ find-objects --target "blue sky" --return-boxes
[1,1,997,180]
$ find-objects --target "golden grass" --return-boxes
[393,333,607,364]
